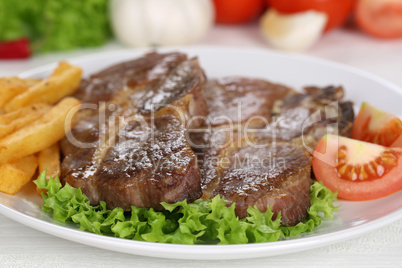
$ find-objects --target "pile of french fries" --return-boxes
[0,62,82,195]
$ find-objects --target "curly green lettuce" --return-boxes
[0,0,111,52]
[34,171,338,245]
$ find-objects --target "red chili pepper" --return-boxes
[0,37,31,59]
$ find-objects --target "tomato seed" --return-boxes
[336,149,399,181]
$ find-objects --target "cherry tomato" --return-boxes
[266,0,354,32]
[213,0,265,24]
[313,134,402,200]
[352,102,402,147]
[355,0,402,39]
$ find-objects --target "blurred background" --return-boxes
[0,0,401,59]
[1,0,401,87]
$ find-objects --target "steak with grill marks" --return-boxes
[190,80,354,226]
[256,85,355,146]
[216,143,312,225]
[92,110,201,210]
[203,77,294,128]
[60,52,207,209]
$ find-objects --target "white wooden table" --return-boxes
[0,24,401,267]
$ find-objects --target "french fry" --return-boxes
[0,154,38,195]
[0,103,51,139]
[0,97,81,164]
[4,62,82,112]
[0,77,40,109]
[38,143,61,179]
[37,143,61,194]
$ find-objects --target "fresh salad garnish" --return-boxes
[34,171,338,245]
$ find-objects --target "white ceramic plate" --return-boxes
[0,47,401,260]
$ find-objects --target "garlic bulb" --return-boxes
[260,9,328,52]
[110,0,215,47]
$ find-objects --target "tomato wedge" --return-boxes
[313,134,402,200]
[391,134,402,148]
[352,102,402,147]
[355,0,402,39]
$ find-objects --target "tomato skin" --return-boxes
[313,135,402,201]
[391,135,402,148]
[355,0,402,39]
[267,0,354,32]
[352,102,402,147]
[213,0,265,24]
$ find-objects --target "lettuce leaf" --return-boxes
[0,1,26,41]
[0,0,111,52]
[34,171,338,244]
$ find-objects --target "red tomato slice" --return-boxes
[391,135,402,148]
[352,102,402,147]
[266,0,354,32]
[213,0,265,24]
[313,134,402,200]
[355,0,402,39]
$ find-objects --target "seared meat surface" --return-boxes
[85,111,201,210]
[74,52,187,105]
[254,85,354,146]
[204,77,293,128]
[61,52,207,209]
[191,80,354,226]
[217,144,312,225]
[190,131,312,226]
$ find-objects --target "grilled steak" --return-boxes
[204,77,293,128]
[256,85,354,146]
[90,110,201,210]
[216,143,312,226]
[62,53,354,227]
[191,80,354,226]
[74,52,187,105]
[190,130,312,226]
[60,52,207,209]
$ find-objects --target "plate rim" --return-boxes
[1,46,401,260]
[0,201,401,260]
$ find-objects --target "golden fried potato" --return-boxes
[0,77,40,109]
[0,97,81,164]
[38,143,61,179]
[0,103,51,139]
[4,62,82,112]
[0,154,38,195]
[37,143,61,195]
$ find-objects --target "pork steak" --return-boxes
[191,79,354,226]
[60,52,207,209]
[204,77,293,128]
